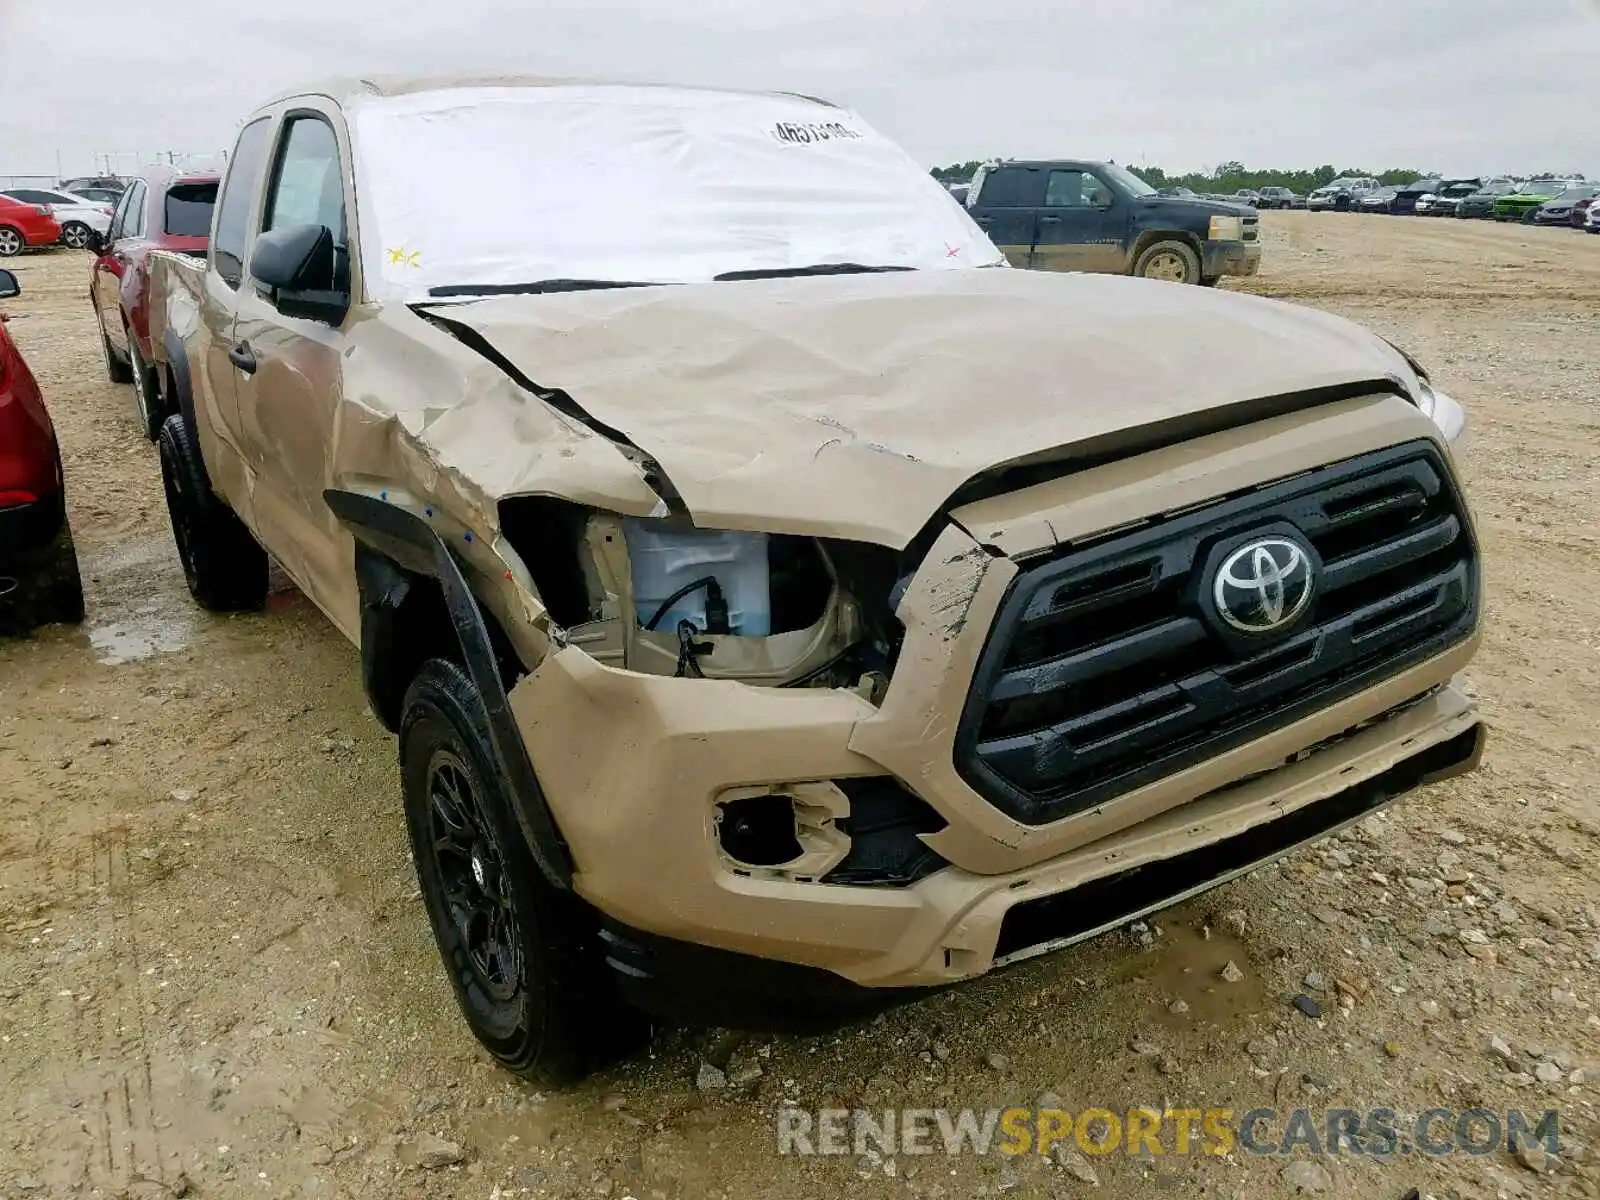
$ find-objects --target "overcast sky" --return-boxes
[3,0,1597,179]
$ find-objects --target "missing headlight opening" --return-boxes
[498,496,900,691]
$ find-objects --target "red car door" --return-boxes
[92,179,147,355]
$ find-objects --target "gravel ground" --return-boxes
[1,213,1598,1200]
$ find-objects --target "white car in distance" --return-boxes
[0,188,114,250]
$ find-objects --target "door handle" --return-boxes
[228,342,257,375]
[974,216,993,227]
[1038,215,1062,223]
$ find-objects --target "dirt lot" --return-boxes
[2,214,1598,1200]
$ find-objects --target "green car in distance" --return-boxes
[1494,179,1582,222]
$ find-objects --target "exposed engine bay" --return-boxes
[499,497,905,699]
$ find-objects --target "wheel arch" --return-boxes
[324,489,573,890]
[1130,228,1203,267]
[160,329,200,434]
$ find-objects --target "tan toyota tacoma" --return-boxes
[145,76,1484,1084]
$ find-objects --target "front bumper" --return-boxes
[1202,240,1261,278]
[510,396,1481,996]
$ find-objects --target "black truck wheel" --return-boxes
[156,414,267,612]
[400,657,647,1084]
[128,330,164,441]
[1134,240,1201,285]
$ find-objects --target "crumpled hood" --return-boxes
[431,268,1420,548]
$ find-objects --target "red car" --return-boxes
[89,167,219,438]
[0,196,63,259]
[0,269,85,634]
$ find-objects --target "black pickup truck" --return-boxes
[965,159,1260,286]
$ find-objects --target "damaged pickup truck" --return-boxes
[146,76,1484,1084]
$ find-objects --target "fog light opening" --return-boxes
[716,794,804,868]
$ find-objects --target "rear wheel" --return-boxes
[127,330,163,440]
[0,226,23,257]
[60,222,93,251]
[401,657,647,1084]
[98,312,133,384]
[1134,240,1201,285]
[156,413,267,612]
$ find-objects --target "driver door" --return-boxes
[1030,169,1126,275]
[230,107,359,637]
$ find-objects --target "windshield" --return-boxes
[352,86,1004,302]
[1517,181,1564,195]
[1100,163,1155,197]
[1441,183,1478,196]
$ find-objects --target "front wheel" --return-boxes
[60,222,93,251]
[1134,240,1201,285]
[156,414,267,612]
[400,657,648,1084]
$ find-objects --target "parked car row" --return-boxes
[0,187,114,250]
[1313,175,1596,228]
[0,179,130,254]
[86,168,220,438]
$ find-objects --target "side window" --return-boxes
[213,118,275,289]
[976,166,1031,208]
[262,115,349,294]
[264,116,346,240]
[124,182,148,238]
[108,189,134,239]
[1045,170,1085,207]
[10,189,56,204]
[1084,173,1114,207]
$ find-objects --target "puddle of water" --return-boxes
[1145,921,1268,1028]
[80,534,201,665]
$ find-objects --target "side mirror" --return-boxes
[86,230,109,255]
[250,224,347,325]
[0,269,18,300]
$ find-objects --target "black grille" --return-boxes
[954,440,1479,825]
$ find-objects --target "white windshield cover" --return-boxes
[350,86,1004,302]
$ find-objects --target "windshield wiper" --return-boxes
[427,279,656,298]
[713,263,913,282]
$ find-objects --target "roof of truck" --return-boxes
[265,74,839,110]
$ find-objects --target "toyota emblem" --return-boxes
[1212,537,1315,634]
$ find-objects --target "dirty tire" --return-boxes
[400,657,647,1085]
[0,519,86,636]
[1199,275,1221,288]
[156,413,267,612]
[0,226,22,257]
[98,313,133,384]
[127,331,163,440]
[1134,240,1201,285]
[60,222,93,251]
